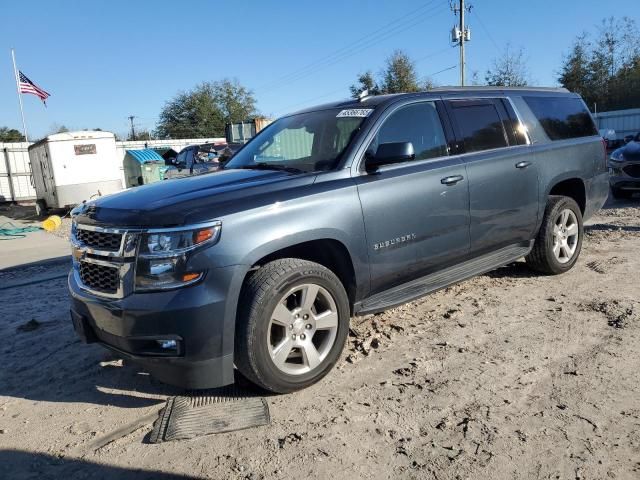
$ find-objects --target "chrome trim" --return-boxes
[74,257,134,299]
[504,96,532,145]
[74,220,221,234]
[71,220,221,299]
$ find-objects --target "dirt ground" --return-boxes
[1,196,639,480]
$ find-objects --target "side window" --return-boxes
[370,102,448,161]
[523,96,598,140]
[449,101,508,153]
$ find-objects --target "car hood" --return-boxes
[613,141,640,162]
[74,168,316,227]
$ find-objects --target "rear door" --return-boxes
[444,98,538,254]
[355,100,470,294]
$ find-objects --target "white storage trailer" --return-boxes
[28,131,123,213]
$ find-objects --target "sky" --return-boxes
[0,0,636,139]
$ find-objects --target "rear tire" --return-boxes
[235,258,350,393]
[526,196,583,275]
[611,187,633,199]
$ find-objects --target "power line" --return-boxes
[257,2,450,94]
[427,64,458,76]
[257,0,444,91]
[472,7,500,54]
[271,45,455,117]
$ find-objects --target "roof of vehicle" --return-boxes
[289,86,573,116]
[125,148,164,164]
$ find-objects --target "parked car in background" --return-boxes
[164,143,239,180]
[623,132,640,144]
[69,87,608,394]
[609,134,640,199]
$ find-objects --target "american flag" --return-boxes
[18,71,50,104]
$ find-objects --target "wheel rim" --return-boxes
[552,208,579,264]
[267,283,339,376]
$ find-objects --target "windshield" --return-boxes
[225,108,370,173]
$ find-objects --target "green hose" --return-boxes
[0,221,42,240]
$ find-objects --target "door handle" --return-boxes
[515,161,532,169]
[441,175,464,186]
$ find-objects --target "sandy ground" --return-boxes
[0,196,639,480]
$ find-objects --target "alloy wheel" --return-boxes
[267,283,339,375]
[552,208,579,264]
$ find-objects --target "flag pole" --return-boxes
[11,48,28,142]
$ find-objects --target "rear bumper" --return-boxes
[68,264,245,389]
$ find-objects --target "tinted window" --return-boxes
[523,96,598,140]
[371,102,448,161]
[450,102,508,153]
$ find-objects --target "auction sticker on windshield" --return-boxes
[336,109,373,118]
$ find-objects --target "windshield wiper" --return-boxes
[237,163,305,174]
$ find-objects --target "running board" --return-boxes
[355,243,533,315]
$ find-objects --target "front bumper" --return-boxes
[68,264,245,389]
[609,161,640,190]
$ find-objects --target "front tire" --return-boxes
[235,258,350,393]
[526,196,583,275]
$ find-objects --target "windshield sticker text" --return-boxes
[336,109,373,118]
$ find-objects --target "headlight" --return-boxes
[135,222,221,291]
[609,151,623,162]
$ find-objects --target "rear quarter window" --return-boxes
[523,96,598,141]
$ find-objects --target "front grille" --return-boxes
[76,229,122,251]
[623,164,640,178]
[79,261,119,294]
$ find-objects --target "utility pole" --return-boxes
[451,1,471,86]
[128,115,136,141]
[459,0,465,86]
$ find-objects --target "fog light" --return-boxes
[158,340,177,350]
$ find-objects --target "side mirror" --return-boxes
[365,142,415,171]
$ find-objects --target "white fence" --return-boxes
[0,142,37,202]
[0,137,225,203]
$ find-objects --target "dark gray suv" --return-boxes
[69,87,609,393]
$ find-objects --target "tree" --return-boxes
[485,45,531,87]
[558,34,591,99]
[350,50,431,99]
[156,79,257,139]
[559,17,640,111]
[213,79,257,125]
[0,127,25,142]
[380,50,421,93]
[349,71,380,98]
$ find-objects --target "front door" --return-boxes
[355,101,471,295]
[444,98,539,254]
